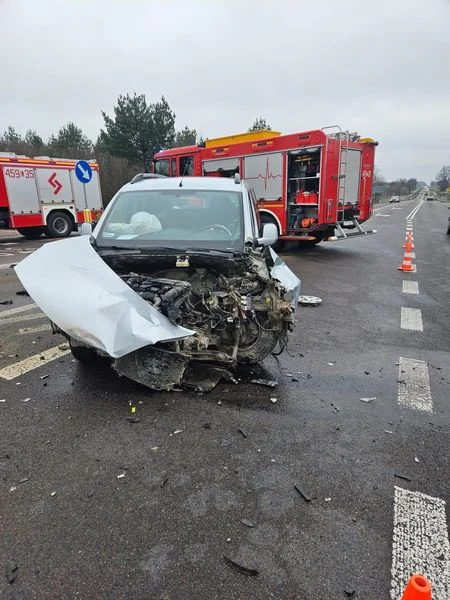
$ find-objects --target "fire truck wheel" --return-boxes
[17,227,44,240]
[46,211,73,238]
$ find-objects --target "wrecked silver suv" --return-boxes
[15,175,300,391]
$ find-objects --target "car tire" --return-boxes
[17,227,44,239]
[69,339,100,364]
[46,211,73,238]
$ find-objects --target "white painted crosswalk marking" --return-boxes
[391,487,449,600]
[398,357,432,412]
[0,345,71,380]
[401,307,423,331]
[0,303,37,318]
[402,281,419,294]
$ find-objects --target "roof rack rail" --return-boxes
[130,173,166,184]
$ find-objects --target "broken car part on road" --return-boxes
[15,177,300,391]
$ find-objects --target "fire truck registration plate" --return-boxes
[4,168,35,179]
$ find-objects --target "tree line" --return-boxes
[0,92,271,204]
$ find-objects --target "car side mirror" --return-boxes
[80,222,93,236]
[257,222,278,246]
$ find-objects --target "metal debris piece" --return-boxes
[5,560,18,584]
[414,456,420,463]
[223,555,259,577]
[270,397,277,403]
[364,370,370,375]
[251,378,278,388]
[18,478,28,484]
[394,472,411,482]
[384,430,393,434]
[238,428,248,438]
[40,375,49,380]
[360,397,376,403]
[0,399,6,403]
[294,484,312,502]
[325,497,331,502]
[9,486,17,493]
[220,438,232,448]
[117,472,126,479]
[0,300,13,305]
[173,429,183,435]
[16,290,29,296]
[298,295,322,306]
[58,343,69,351]
[240,519,256,528]
[126,416,141,424]
[50,491,56,496]
[21,398,31,403]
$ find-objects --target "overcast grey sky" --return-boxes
[1,0,449,182]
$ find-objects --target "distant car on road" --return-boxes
[390,196,400,203]
[426,196,434,201]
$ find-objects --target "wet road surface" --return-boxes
[1,200,449,599]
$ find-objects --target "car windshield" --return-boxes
[96,188,244,251]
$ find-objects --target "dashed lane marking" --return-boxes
[391,487,449,600]
[0,303,37,318]
[0,345,71,380]
[19,323,52,335]
[402,281,419,294]
[401,307,423,331]
[397,357,432,412]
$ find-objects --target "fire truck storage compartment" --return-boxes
[287,147,321,231]
[339,148,361,205]
[202,158,240,178]
[243,153,283,201]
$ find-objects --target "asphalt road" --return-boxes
[1,199,449,600]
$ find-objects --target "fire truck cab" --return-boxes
[154,127,378,244]
[0,153,103,239]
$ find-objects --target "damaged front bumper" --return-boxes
[15,236,300,391]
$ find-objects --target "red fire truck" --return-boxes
[153,127,378,244]
[0,153,103,239]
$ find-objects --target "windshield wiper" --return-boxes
[97,245,142,253]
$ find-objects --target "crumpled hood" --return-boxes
[14,236,195,358]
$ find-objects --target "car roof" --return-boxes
[121,176,246,194]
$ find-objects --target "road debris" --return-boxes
[5,560,18,584]
[117,472,126,479]
[251,378,279,388]
[0,399,6,403]
[223,555,259,577]
[294,484,312,502]
[21,398,31,403]
[298,295,322,306]
[414,456,420,463]
[16,290,29,296]
[173,429,183,435]
[50,491,56,496]
[220,438,232,448]
[325,497,331,502]
[126,416,141,424]
[40,374,49,380]
[270,397,277,403]
[238,428,248,438]
[394,472,411,482]
[360,397,376,403]
[384,430,393,434]
[240,519,256,528]
[8,486,17,493]
[0,299,13,305]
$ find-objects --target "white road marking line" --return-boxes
[0,345,71,380]
[19,324,52,335]
[397,357,432,412]
[406,200,424,221]
[405,252,416,259]
[0,303,37,318]
[402,281,419,294]
[392,207,402,210]
[391,486,449,600]
[0,313,46,325]
[401,307,423,331]
[0,263,15,269]
[376,214,391,217]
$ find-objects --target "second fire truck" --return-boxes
[153,126,378,244]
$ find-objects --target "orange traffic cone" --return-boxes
[403,240,414,252]
[398,253,414,271]
[400,573,431,599]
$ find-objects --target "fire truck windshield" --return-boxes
[96,189,244,251]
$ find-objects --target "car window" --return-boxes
[97,189,244,251]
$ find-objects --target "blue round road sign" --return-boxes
[75,160,93,184]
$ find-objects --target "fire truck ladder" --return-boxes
[322,126,376,241]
